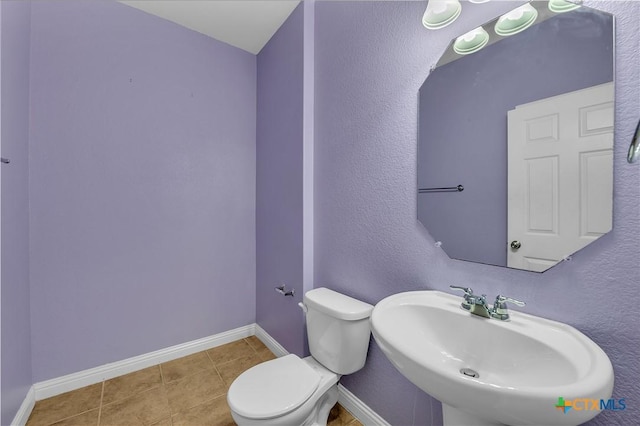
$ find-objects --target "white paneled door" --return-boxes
[507,83,614,272]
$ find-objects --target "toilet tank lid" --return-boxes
[304,288,373,320]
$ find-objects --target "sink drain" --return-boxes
[460,368,479,378]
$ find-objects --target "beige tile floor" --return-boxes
[26,336,363,426]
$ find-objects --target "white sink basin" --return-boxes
[371,291,614,426]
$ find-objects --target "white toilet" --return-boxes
[227,287,374,426]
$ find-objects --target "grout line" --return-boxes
[158,363,167,385]
[215,356,248,370]
[212,362,226,387]
[98,383,164,407]
[202,345,227,380]
[101,384,169,415]
[36,384,105,426]
[243,337,259,353]
[175,392,227,417]
[204,348,226,380]
[161,364,218,386]
[40,408,98,426]
[244,336,275,361]
[97,381,105,426]
[170,386,227,417]
[202,347,217,369]
[204,348,214,364]
[181,367,217,384]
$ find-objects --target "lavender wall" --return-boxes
[28,1,257,381]
[256,4,306,356]
[315,1,639,425]
[1,1,33,423]
[418,10,613,267]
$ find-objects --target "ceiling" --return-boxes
[119,1,301,55]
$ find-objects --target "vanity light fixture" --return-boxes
[548,0,581,13]
[453,26,490,55]
[494,3,538,37]
[422,0,462,30]
[468,0,491,3]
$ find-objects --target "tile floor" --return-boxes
[26,336,363,426]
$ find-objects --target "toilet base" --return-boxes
[302,384,339,426]
[309,384,339,426]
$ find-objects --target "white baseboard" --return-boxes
[254,324,289,357]
[11,386,36,426]
[338,384,390,426]
[15,322,387,426]
[33,324,255,401]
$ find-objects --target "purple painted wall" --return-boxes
[0,1,32,425]
[315,1,639,425]
[1,1,33,423]
[256,3,306,356]
[418,9,613,267]
[28,1,257,381]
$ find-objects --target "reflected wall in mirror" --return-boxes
[417,1,614,272]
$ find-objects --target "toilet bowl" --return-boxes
[227,288,373,426]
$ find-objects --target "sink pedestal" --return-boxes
[443,404,502,426]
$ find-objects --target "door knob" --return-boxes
[510,241,521,250]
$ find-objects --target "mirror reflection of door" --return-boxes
[416,2,614,272]
[507,82,614,272]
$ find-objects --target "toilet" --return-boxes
[227,287,374,426]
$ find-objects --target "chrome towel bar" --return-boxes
[419,185,464,193]
[628,119,640,163]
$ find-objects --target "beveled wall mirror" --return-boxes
[417,1,614,272]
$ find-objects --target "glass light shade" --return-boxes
[422,0,462,30]
[494,3,539,36]
[548,0,581,13]
[453,26,490,55]
[469,0,491,3]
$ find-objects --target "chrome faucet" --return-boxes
[450,285,525,321]
[490,294,526,321]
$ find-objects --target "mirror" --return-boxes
[417,1,614,272]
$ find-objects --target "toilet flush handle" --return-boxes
[298,302,308,313]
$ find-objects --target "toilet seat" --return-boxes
[227,354,321,420]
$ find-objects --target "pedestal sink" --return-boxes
[370,291,614,426]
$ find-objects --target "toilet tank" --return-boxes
[303,288,374,375]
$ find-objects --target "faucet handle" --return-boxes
[449,285,474,310]
[490,295,525,320]
[449,285,473,295]
[494,295,525,307]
